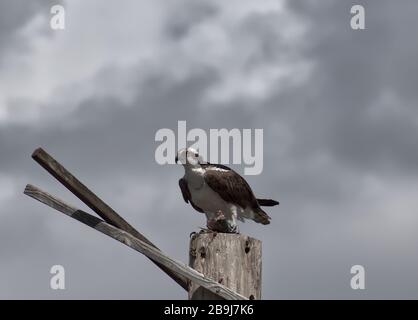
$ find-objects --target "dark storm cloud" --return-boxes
[0,62,259,180]
[164,0,218,40]
[282,0,418,174]
[256,0,418,298]
[0,68,215,175]
[1,0,418,299]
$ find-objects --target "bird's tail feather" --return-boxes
[257,198,279,207]
[253,208,271,225]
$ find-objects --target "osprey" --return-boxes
[176,148,279,233]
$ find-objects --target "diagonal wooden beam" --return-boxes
[24,184,246,300]
[31,147,188,291]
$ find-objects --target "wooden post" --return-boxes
[189,232,262,300]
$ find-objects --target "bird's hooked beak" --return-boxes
[175,154,179,163]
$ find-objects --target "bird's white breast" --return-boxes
[184,167,229,218]
[183,166,255,225]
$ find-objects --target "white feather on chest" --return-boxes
[183,167,253,223]
[184,167,230,218]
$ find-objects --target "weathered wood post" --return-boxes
[189,232,262,300]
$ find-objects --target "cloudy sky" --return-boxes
[1,0,418,299]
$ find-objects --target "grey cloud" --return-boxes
[164,0,218,40]
[1,0,418,299]
[281,0,418,174]
[0,0,61,64]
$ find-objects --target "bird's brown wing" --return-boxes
[203,169,258,210]
[179,178,204,213]
[179,178,191,203]
[204,169,271,225]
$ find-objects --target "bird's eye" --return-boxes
[194,153,198,157]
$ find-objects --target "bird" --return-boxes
[175,147,279,233]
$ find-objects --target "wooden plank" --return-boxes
[31,148,188,290]
[189,232,262,300]
[24,184,246,300]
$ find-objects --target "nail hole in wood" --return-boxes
[245,240,251,254]
[199,246,206,258]
[245,241,250,254]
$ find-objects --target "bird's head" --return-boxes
[175,148,203,167]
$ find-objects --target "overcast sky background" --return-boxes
[1,0,418,299]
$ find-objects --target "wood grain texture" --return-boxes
[189,232,262,300]
[30,147,188,290]
[32,148,148,239]
[24,184,246,300]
